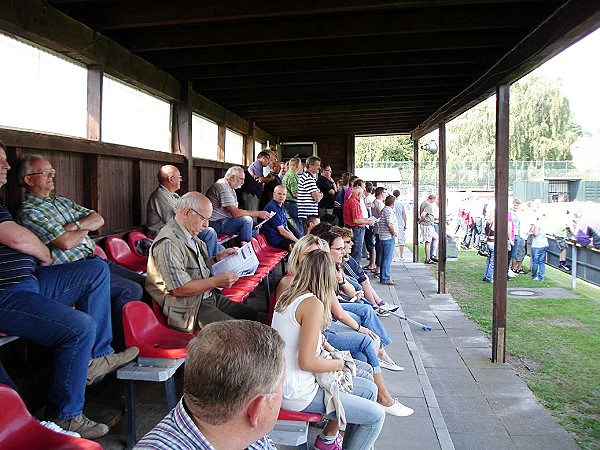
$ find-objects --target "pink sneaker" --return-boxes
[314,432,343,450]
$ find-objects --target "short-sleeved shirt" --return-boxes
[146,185,180,236]
[419,200,435,226]
[134,398,277,450]
[246,160,267,196]
[343,196,364,228]
[297,171,319,219]
[0,201,37,290]
[206,178,238,221]
[394,200,405,228]
[379,206,398,241]
[317,176,335,209]
[282,170,299,203]
[261,200,288,247]
[18,193,96,264]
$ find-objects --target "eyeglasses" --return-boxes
[26,168,56,177]
[171,175,183,180]
[190,208,209,222]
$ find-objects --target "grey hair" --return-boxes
[18,154,45,187]
[175,192,202,213]
[184,320,285,425]
[224,166,244,180]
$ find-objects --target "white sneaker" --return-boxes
[377,302,399,313]
[40,421,81,438]
[382,399,414,416]
[376,308,390,317]
[378,359,404,371]
[507,270,517,278]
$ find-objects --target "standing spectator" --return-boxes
[282,156,303,239]
[378,195,398,285]
[392,189,407,261]
[146,164,222,257]
[305,215,321,234]
[259,156,282,211]
[278,160,288,180]
[317,163,338,217]
[531,213,550,281]
[344,186,375,262]
[372,187,386,277]
[429,196,440,260]
[552,209,571,271]
[297,156,323,229]
[206,166,270,243]
[134,321,284,450]
[418,194,438,264]
[363,182,377,271]
[244,150,274,212]
[261,185,298,250]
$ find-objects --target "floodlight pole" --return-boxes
[492,84,510,364]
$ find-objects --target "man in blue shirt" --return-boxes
[261,185,298,250]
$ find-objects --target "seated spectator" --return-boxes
[206,166,270,243]
[308,221,332,237]
[320,213,339,226]
[17,154,145,350]
[261,185,298,250]
[272,249,386,450]
[305,214,321,234]
[146,192,258,332]
[0,143,138,439]
[146,164,222,257]
[134,320,284,449]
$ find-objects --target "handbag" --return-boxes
[477,236,490,257]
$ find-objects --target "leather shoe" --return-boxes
[87,346,139,385]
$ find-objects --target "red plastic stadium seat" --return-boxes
[104,236,147,274]
[127,230,148,257]
[277,409,322,423]
[92,244,107,259]
[151,298,169,327]
[122,301,194,359]
[0,384,102,450]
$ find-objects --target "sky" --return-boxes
[531,27,600,135]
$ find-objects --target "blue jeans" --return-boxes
[531,246,548,280]
[302,377,385,450]
[197,227,224,258]
[379,237,395,283]
[350,226,366,262]
[0,258,113,419]
[284,202,303,239]
[339,303,392,347]
[324,327,381,374]
[210,216,256,243]
[483,242,495,282]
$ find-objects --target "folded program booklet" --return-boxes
[211,241,259,277]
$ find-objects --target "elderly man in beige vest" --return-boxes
[146,192,258,331]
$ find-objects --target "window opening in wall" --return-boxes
[102,75,171,152]
[225,129,243,165]
[192,114,219,160]
[0,33,87,138]
[255,140,264,159]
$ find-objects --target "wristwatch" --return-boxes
[74,220,82,230]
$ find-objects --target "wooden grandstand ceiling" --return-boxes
[22,1,600,138]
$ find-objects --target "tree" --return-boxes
[355,135,413,166]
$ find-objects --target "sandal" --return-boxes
[381,280,396,286]
[362,265,376,271]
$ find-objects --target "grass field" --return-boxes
[435,248,600,449]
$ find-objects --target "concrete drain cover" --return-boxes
[509,290,537,297]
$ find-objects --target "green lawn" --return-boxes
[437,248,600,449]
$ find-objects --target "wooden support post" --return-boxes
[172,82,193,193]
[413,139,419,262]
[86,67,102,141]
[347,134,356,174]
[244,121,255,167]
[217,123,226,163]
[83,155,101,233]
[438,123,447,294]
[492,84,510,364]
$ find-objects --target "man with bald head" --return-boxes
[261,184,298,250]
[146,164,222,257]
[146,192,258,332]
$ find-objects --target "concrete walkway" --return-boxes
[371,252,579,450]
[90,252,580,449]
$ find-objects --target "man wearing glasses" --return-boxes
[146,192,258,331]
[317,164,338,217]
[206,166,270,242]
[17,154,146,350]
[146,164,223,257]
